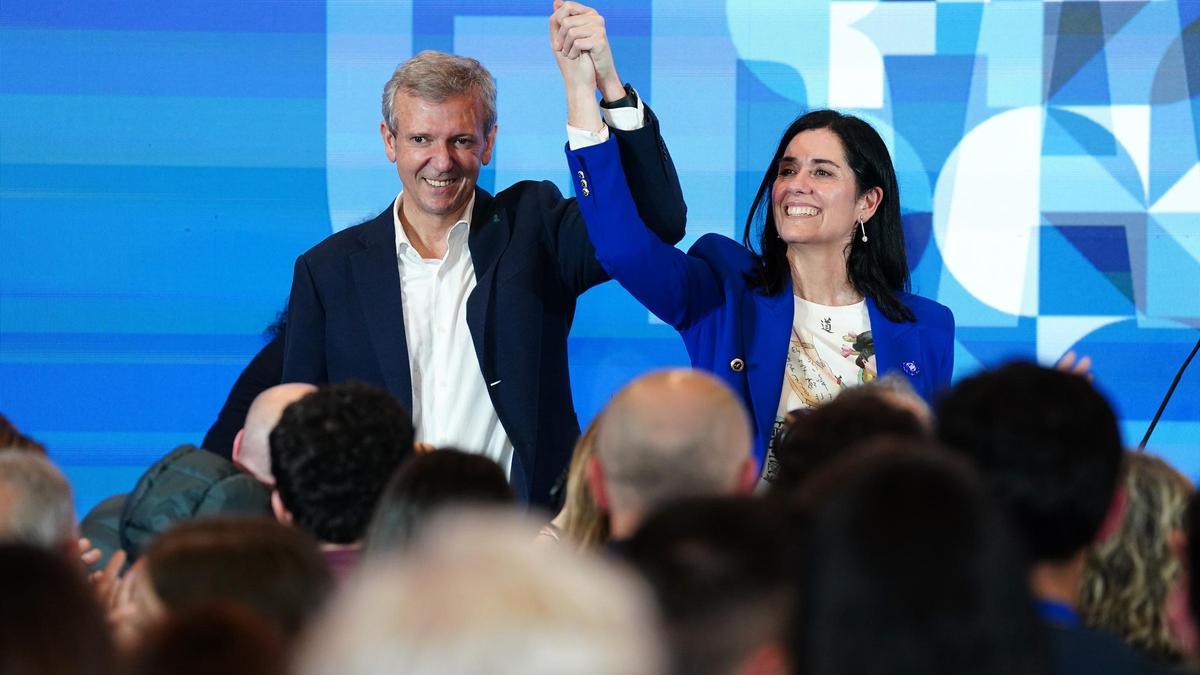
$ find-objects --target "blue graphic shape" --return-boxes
[936,2,984,55]
[1146,216,1200,317]
[1047,2,1111,105]
[1039,225,1134,316]
[1044,107,1117,157]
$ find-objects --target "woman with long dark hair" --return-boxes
[562,65,953,481]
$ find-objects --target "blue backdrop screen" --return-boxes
[2,0,1197,513]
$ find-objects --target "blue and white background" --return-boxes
[2,0,1197,514]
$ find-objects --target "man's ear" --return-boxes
[586,455,610,512]
[380,121,398,163]
[735,456,758,495]
[231,428,245,465]
[271,490,293,526]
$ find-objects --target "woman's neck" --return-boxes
[786,245,861,306]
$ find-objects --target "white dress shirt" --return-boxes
[393,101,646,477]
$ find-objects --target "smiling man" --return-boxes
[281,4,686,506]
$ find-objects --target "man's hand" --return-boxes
[550,3,603,131]
[550,1,625,102]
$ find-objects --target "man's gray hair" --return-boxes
[0,449,75,547]
[297,509,664,675]
[382,50,497,134]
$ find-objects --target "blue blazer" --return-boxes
[282,107,687,507]
[567,137,954,467]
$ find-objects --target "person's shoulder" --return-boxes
[1048,622,1171,675]
[493,180,568,210]
[897,291,954,329]
[300,206,392,262]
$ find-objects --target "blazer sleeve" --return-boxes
[567,136,722,330]
[549,102,688,297]
[610,104,687,245]
[281,254,328,385]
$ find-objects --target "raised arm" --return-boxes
[566,136,721,331]
[551,1,686,243]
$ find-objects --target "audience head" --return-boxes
[232,382,317,486]
[555,415,611,548]
[365,448,514,555]
[298,509,665,675]
[1185,490,1200,654]
[0,449,76,553]
[382,50,497,135]
[1081,452,1193,662]
[0,412,46,453]
[128,603,288,675]
[936,361,1125,563]
[0,542,118,675]
[742,109,911,322]
[270,381,415,545]
[140,516,334,642]
[768,384,928,493]
[792,440,1048,675]
[625,497,794,675]
[591,369,755,539]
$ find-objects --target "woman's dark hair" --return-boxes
[365,448,515,554]
[742,109,913,323]
[143,516,334,642]
[0,543,118,675]
[790,441,1049,675]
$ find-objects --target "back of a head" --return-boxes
[128,603,288,675]
[0,413,46,453]
[237,382,317,485]
[0,449,75,549]
[1081,452,1194,662]
[936,362,1124,562]
[0,542,117,675]
[270,381,415,544]
[769,385,928,494]
[365,448,514,555]
[625,497,794,675]
[597,370,752,515]
[298,509,664,675]
[144,516,333,641]
[792,442,1049,675]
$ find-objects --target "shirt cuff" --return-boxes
[601,92,645,131]
[566,123,610,151]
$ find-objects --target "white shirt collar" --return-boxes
[392,191,474,260]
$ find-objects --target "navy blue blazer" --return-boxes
[283,108,686,506]
[567,136,954,467]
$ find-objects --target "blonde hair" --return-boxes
[557,416,610,548]
[1081,452,1193,662]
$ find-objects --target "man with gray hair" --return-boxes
[297,509,665,675]
[0,449,77,555]
[283,3,686,506]
[588,369,758,541]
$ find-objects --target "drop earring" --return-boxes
[858,218,868,243]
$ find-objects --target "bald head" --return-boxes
[233,383,317,486]
[595,370,753,529]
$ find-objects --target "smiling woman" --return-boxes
[566,107,955,485]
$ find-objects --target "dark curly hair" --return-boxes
[270,381,415,544]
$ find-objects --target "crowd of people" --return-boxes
[2,363,1198,675]
[2,2,1195,674]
